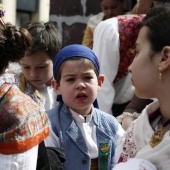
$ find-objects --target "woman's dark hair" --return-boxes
[0,23,32,74]
[142,5,170,52]
[23,21,62,60]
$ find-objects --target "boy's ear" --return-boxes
[51,79,60,94]
[159,46,170,71]
[97,74,104,91]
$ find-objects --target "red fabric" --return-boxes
[114,14,145,83]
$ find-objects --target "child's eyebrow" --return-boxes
[62,73,75,78]
[62,71,94,77]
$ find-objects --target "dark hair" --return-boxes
[142,5,170,52]
[0,23,32,75]
[23,21,62,60]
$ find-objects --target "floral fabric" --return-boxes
[114,14,144,83]
[0,81,49,154]
[13,71,45,111]
[116,101,170,170]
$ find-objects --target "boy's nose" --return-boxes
[76,82,86,89]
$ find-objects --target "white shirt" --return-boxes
[0,145,38,170]
[93,17,134,115]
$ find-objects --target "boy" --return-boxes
[46,44,124,170]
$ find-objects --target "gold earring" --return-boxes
[159,67,162,81]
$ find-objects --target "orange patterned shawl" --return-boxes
[0,83,49,154]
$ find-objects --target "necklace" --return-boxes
[149,118,170,148]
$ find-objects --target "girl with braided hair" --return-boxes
[0,4,49,169]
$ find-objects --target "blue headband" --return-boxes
[53,44,100,78]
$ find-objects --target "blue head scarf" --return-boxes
[53,44,100,78]
[53,44,100,108]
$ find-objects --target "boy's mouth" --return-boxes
[76,92,87,99]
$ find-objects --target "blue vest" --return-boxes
[47,103,118,170]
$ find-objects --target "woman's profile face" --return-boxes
[128,26,160,99]
[100,0,123,19]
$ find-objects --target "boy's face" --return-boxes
[52,59,104,115]
[20,51,53,87]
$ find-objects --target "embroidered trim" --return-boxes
[118,122,138,162]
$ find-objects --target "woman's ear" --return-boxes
[51,79,60,94]
[159,46,170,71]
[97,74,104,91]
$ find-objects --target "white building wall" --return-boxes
[1,0,50,25]
[32,0,50,22]
[38,0,50,21]
[2,0,16,24]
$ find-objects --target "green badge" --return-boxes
[99,142,110,170]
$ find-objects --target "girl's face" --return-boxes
[20,51,53,87]
[100,0,123,19]
[52,59,104,115]
[128,26,160,99]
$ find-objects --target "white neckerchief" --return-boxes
[37,85,58,111]
[70,108,98,158]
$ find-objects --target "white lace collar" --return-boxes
[0,72,15,87]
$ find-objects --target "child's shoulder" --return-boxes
[46,103,63,118]
[93,108,118,133]
[46,106,57,115]
[94,108,116,117]
[93,108,118,124]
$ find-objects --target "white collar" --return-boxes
[70,107,93,123]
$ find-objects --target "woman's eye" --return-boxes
[135,50,139,57]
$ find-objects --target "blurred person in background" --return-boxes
[93,14,144,116]
[82,0,124,49]
[131,0,170,14]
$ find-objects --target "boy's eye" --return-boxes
[38,66,46,69]
[66,78,75,82]
[84,76,92,80]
